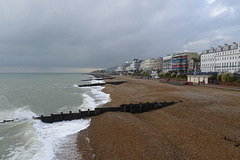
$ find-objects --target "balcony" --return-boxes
[172,59,180,63]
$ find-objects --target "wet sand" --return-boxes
[77,75,240,160]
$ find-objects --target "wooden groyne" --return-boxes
[78,81,127,87]
[33,101,178,123]
[78,83,106,87]
[0,119,17,124]
[82,78,103,81]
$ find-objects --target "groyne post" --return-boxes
[139,103,142,113]
[79,109,82,118]
[130,103,133,113]
[61,112,63,121]
[95,108,100,115]
[154,102,157,109]
[88,109,90,116]
[146,102,149,112]
[70,111,72,120]
[51,114,54,123]
[123,105,127,112]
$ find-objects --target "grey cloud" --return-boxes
[0,0,240,72]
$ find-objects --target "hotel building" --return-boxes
[162,54,173,72]
[201,42,240,73]
[172,52,199,72]
[143,58,158,70]
[128,59,143,71]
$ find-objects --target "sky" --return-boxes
[0,0,240,73]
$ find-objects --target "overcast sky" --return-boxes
[0,0,240,73]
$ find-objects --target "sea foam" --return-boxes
[32,119,90,160]
[3,75,110,160]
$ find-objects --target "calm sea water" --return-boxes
[0,73,110,160]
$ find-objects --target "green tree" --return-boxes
[171,73,176,78]
[221,72,234,82]
[163,72,170,78]
[217,73,223,82]
[158,72,164,78]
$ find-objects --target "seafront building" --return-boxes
[140,60,145,70]
[156,57,163,71]
[140,57,163,71]
[188,58,201,73]
[172,52,199,73]
[115,41,240,74]
[125,59,143,71]
[201,42,240,73]
[162,54,173,72]
[116,61,131,72]
[144,58,158,70]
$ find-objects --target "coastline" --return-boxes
[77,75,240,160]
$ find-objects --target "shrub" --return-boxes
[180,73,187,79]
[171,73,176,78]
[221,72,234,82]
[237,78,240,83]
[158,73,164,78]
[176,74,180,78]
[212,73,217,80]
[217,73,223,82]
[163,72,170,78]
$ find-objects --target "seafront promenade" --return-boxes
[77,75,240,160]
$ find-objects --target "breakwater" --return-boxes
[78,81,127,87]
[33,101,177,123]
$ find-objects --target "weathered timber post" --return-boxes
[69,111,72,120]
[146,102,149,112]
[130,103,133,113]
[123,105,127,112]
[120,105,123,112]
[154,102,157,109]
[41,115,43,121]
[61,112,63,121]
[79,109,82,118]
[172,101,174,104]
[51,114,54,123]
[164,101,166,107]
[88,109,90,116]
[95,108,100,115]
[139,103,142,113]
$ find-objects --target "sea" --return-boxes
[0,73,110,160]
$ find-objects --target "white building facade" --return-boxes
[201,42,240,73]
[115,61,131,72]
[144,58,158,70]
[129,59,143,71]
[162,54,173,72]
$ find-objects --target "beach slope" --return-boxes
[77,76,240,160]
